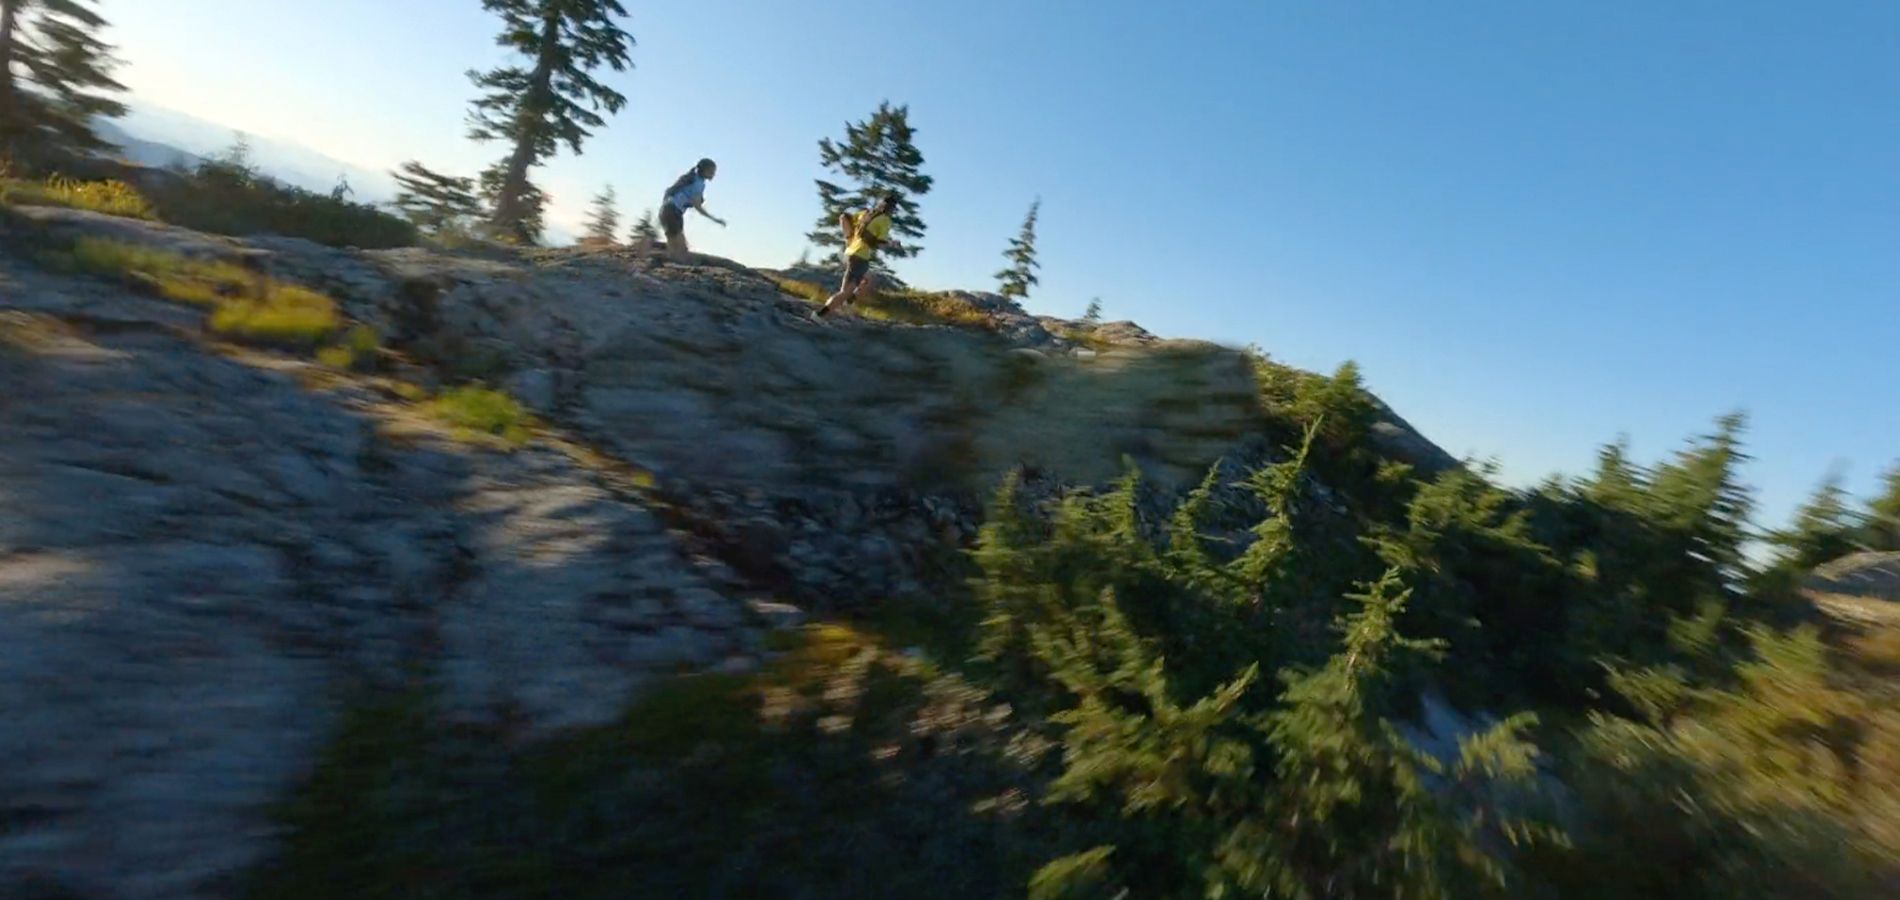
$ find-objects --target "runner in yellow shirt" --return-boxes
[819,191,899,318]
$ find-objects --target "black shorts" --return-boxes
[659,204,685,237]
[844,255,872,287]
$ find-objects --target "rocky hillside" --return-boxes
[0,206,1450,898]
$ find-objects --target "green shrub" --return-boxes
[422,385,531,446]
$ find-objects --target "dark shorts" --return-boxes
[659,204,685,237]
[843,255,873,287]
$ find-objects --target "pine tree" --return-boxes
[0,0,126,166]
[1262,570,1552,900]
[1770,471,1859,571]
[995,199,1042,299]
[1584,437,1648,512]
[971,432,1560,898]
[466,0,634,244]
[391,161,482,235]
[1082,298,1102,325]
[1865,464,1900,552]
[217,131,254,171]
[808,101,933,260]
[628,207,659,247]
[1648,412,1755,583]
[583,183,619,243]
[478,162,546,244]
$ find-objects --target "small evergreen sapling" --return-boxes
[583,184,621,244]
[995,199,1042,300]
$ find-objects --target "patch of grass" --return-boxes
[314,324,382,371]
[774,277,828,303]
[773,278,995,330]
[1055,325,1115,351]
[389,381,429,402]
[209,284,340,346]
[69,237,214,292]
[345,324,380,353]
[0,175,157,219]
[872,288,995,329]
[422,385,531,446]
[315,346,356,369]
[65,237,340,346]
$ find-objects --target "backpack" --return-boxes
[847,208,889,249]
[662,170,698,207]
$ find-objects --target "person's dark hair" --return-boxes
[696,158,717,176]
[879,190,902,210]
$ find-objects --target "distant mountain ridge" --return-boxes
[92,119,205,172]
[90,101,581,244]
[96,101,399,203]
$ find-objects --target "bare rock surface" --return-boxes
[0,249,753,898]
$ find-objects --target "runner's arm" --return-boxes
[693,199,726,226]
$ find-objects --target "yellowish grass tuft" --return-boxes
[208,284,339,346]
[315,346,356,369]
[66,237,341,346]
[314,324,380,371]
[422,385,531,446]
[0,175,157,220]
[772,277,994,330]
[877,289,994,329]
[775,278,828,303]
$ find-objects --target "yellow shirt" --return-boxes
[845,210,891,260]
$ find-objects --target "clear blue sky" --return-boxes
[100,0,1900,530]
